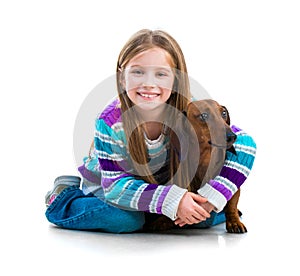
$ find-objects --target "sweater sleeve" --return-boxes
[197,125,256,212]
[95,116,187,220]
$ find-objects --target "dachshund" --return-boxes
[185,99,246,233]
[143,99,247,234]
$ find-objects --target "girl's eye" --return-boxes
[156,72,167,77]
[131,69,144,76]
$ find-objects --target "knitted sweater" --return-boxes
[78,98,256,220]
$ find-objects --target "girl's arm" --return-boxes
[197,125,257,212]
[94,116,187,220]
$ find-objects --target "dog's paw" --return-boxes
[226,219,247,234]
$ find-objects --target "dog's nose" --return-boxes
[226,132,237,143]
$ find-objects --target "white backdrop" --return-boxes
[1,0,299,275]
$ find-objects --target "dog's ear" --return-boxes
[222,105,231,125]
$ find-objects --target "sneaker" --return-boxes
[45,175,81,207]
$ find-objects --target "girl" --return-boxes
[45,29,256,233]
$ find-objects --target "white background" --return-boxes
[1,0,299,275]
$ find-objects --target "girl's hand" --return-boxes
[174,192,211,227]
[200,201,215,213]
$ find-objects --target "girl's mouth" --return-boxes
[137,92,160,99]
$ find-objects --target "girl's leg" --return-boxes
[45,178,145,233]
[191,211,226,229]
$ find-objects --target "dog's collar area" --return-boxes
[208,141,237,155]
[208,141,227,149]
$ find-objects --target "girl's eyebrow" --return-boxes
[128,65,173,71]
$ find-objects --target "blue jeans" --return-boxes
[45,180,226,233]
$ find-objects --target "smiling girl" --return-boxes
[45,29,256,233]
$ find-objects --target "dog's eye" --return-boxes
[199,112,209,121]
[221,110,227,119]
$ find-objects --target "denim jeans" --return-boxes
[45,177,226,233]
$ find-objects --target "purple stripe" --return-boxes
[138,184,158,212]
[101,174,132,189]
[209,180,232,201]
[101,176,117,189]
[98,158,124,172]
[220,166,247,188]
[98,99,121,127]
[78,165,101,185]
[156,185,172,214]
[231,125,242,133]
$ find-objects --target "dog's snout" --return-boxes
[226,132,237,144]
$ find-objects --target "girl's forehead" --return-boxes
[127,47,174,68]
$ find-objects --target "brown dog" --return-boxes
[144,99,247,233]
[186,99,246,233]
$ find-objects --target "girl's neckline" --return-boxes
[142,121,164,141]
[144,132,165,145]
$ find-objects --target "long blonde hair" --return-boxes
[116,29,192,185]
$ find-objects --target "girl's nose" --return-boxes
[142,83,156,89]
[142,72,156,88]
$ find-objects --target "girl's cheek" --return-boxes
[125,80,139,92]
[160,80,173,90]
[156,80,173,92]
[125,75,143,91]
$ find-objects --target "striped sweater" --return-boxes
[78,98,256,220]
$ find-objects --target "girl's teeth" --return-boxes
[140,93,157,98]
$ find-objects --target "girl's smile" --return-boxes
[136,89,161,102]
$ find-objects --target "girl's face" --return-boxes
[124,48,175,112]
